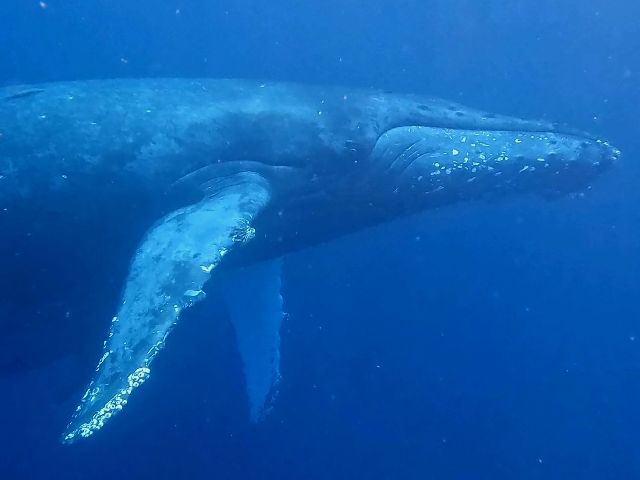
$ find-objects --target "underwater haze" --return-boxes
[1,0,640,479]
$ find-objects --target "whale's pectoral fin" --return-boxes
[62,172,271,444]
[221,258,284,422]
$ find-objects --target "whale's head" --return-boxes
[363,98,619,212]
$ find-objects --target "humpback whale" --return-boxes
[0,79,619,443]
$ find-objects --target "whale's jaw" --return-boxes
[364,126,618,213]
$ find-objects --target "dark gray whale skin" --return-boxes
[0,79,619,442]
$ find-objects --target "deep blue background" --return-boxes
[1,1,639,478]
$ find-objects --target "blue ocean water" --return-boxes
[1,1,639,479]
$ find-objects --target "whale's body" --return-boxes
[0,79,618,443]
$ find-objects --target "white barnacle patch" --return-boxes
[519,165,530,173]
[451,149,460,156]
[128,367,151,388]
[244,226,256,241]
[95,351,111,370]
[184,289,204,298]
[231,221,256,243]
[64,367,151,443]
[200,263,215,273]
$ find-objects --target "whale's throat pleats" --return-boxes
[62,172,271,444]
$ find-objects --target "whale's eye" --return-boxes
[417,105,431,111]
[455,111,465,117]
